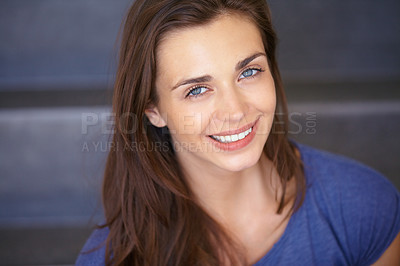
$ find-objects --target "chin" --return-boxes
[214,145,265,173]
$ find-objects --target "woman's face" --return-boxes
[146,14,276,173]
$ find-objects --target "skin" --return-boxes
[145,13,400,265]
[372,232,400,265]
[146,13,294,263]
[151,18,275,174]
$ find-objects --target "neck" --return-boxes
[177,151,282,223]
[176,146,298,264]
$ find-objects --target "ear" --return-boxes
[144,104,167,128]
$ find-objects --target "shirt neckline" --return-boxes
[253,142,308,265]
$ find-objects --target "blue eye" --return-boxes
[186,86,208,98]
[239,68,263,80]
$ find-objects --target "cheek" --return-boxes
[178,112,202,135]
[252,84,276,114]
[244,72,276,111]
[250,85,276,135]
[167,110,209,137]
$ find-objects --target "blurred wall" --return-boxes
[0,0,399,92]
[0,0,131,91]
[271,0,400,81]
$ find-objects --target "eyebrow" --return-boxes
[235,52,266,71]
[171,52,267,91]
[171,75,213,91]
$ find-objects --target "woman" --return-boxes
[77,0,400,265]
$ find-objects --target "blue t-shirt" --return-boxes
[76,143,400,265]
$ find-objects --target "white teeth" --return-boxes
[211,127,252,143]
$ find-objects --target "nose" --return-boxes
[213,83,248,122]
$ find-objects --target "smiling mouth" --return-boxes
[210,127,252,143]
[208,118,258,144]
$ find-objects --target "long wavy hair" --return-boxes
[102,0,306,264]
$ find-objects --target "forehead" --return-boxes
[156,14,265,82]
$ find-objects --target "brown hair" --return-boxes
[102,0,305,265]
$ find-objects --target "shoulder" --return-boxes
[75,227,109,266]
[296,142,399,205]
[295,142,400,264]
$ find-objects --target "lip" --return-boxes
[208,119,258,137]
[207,118,259,152]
